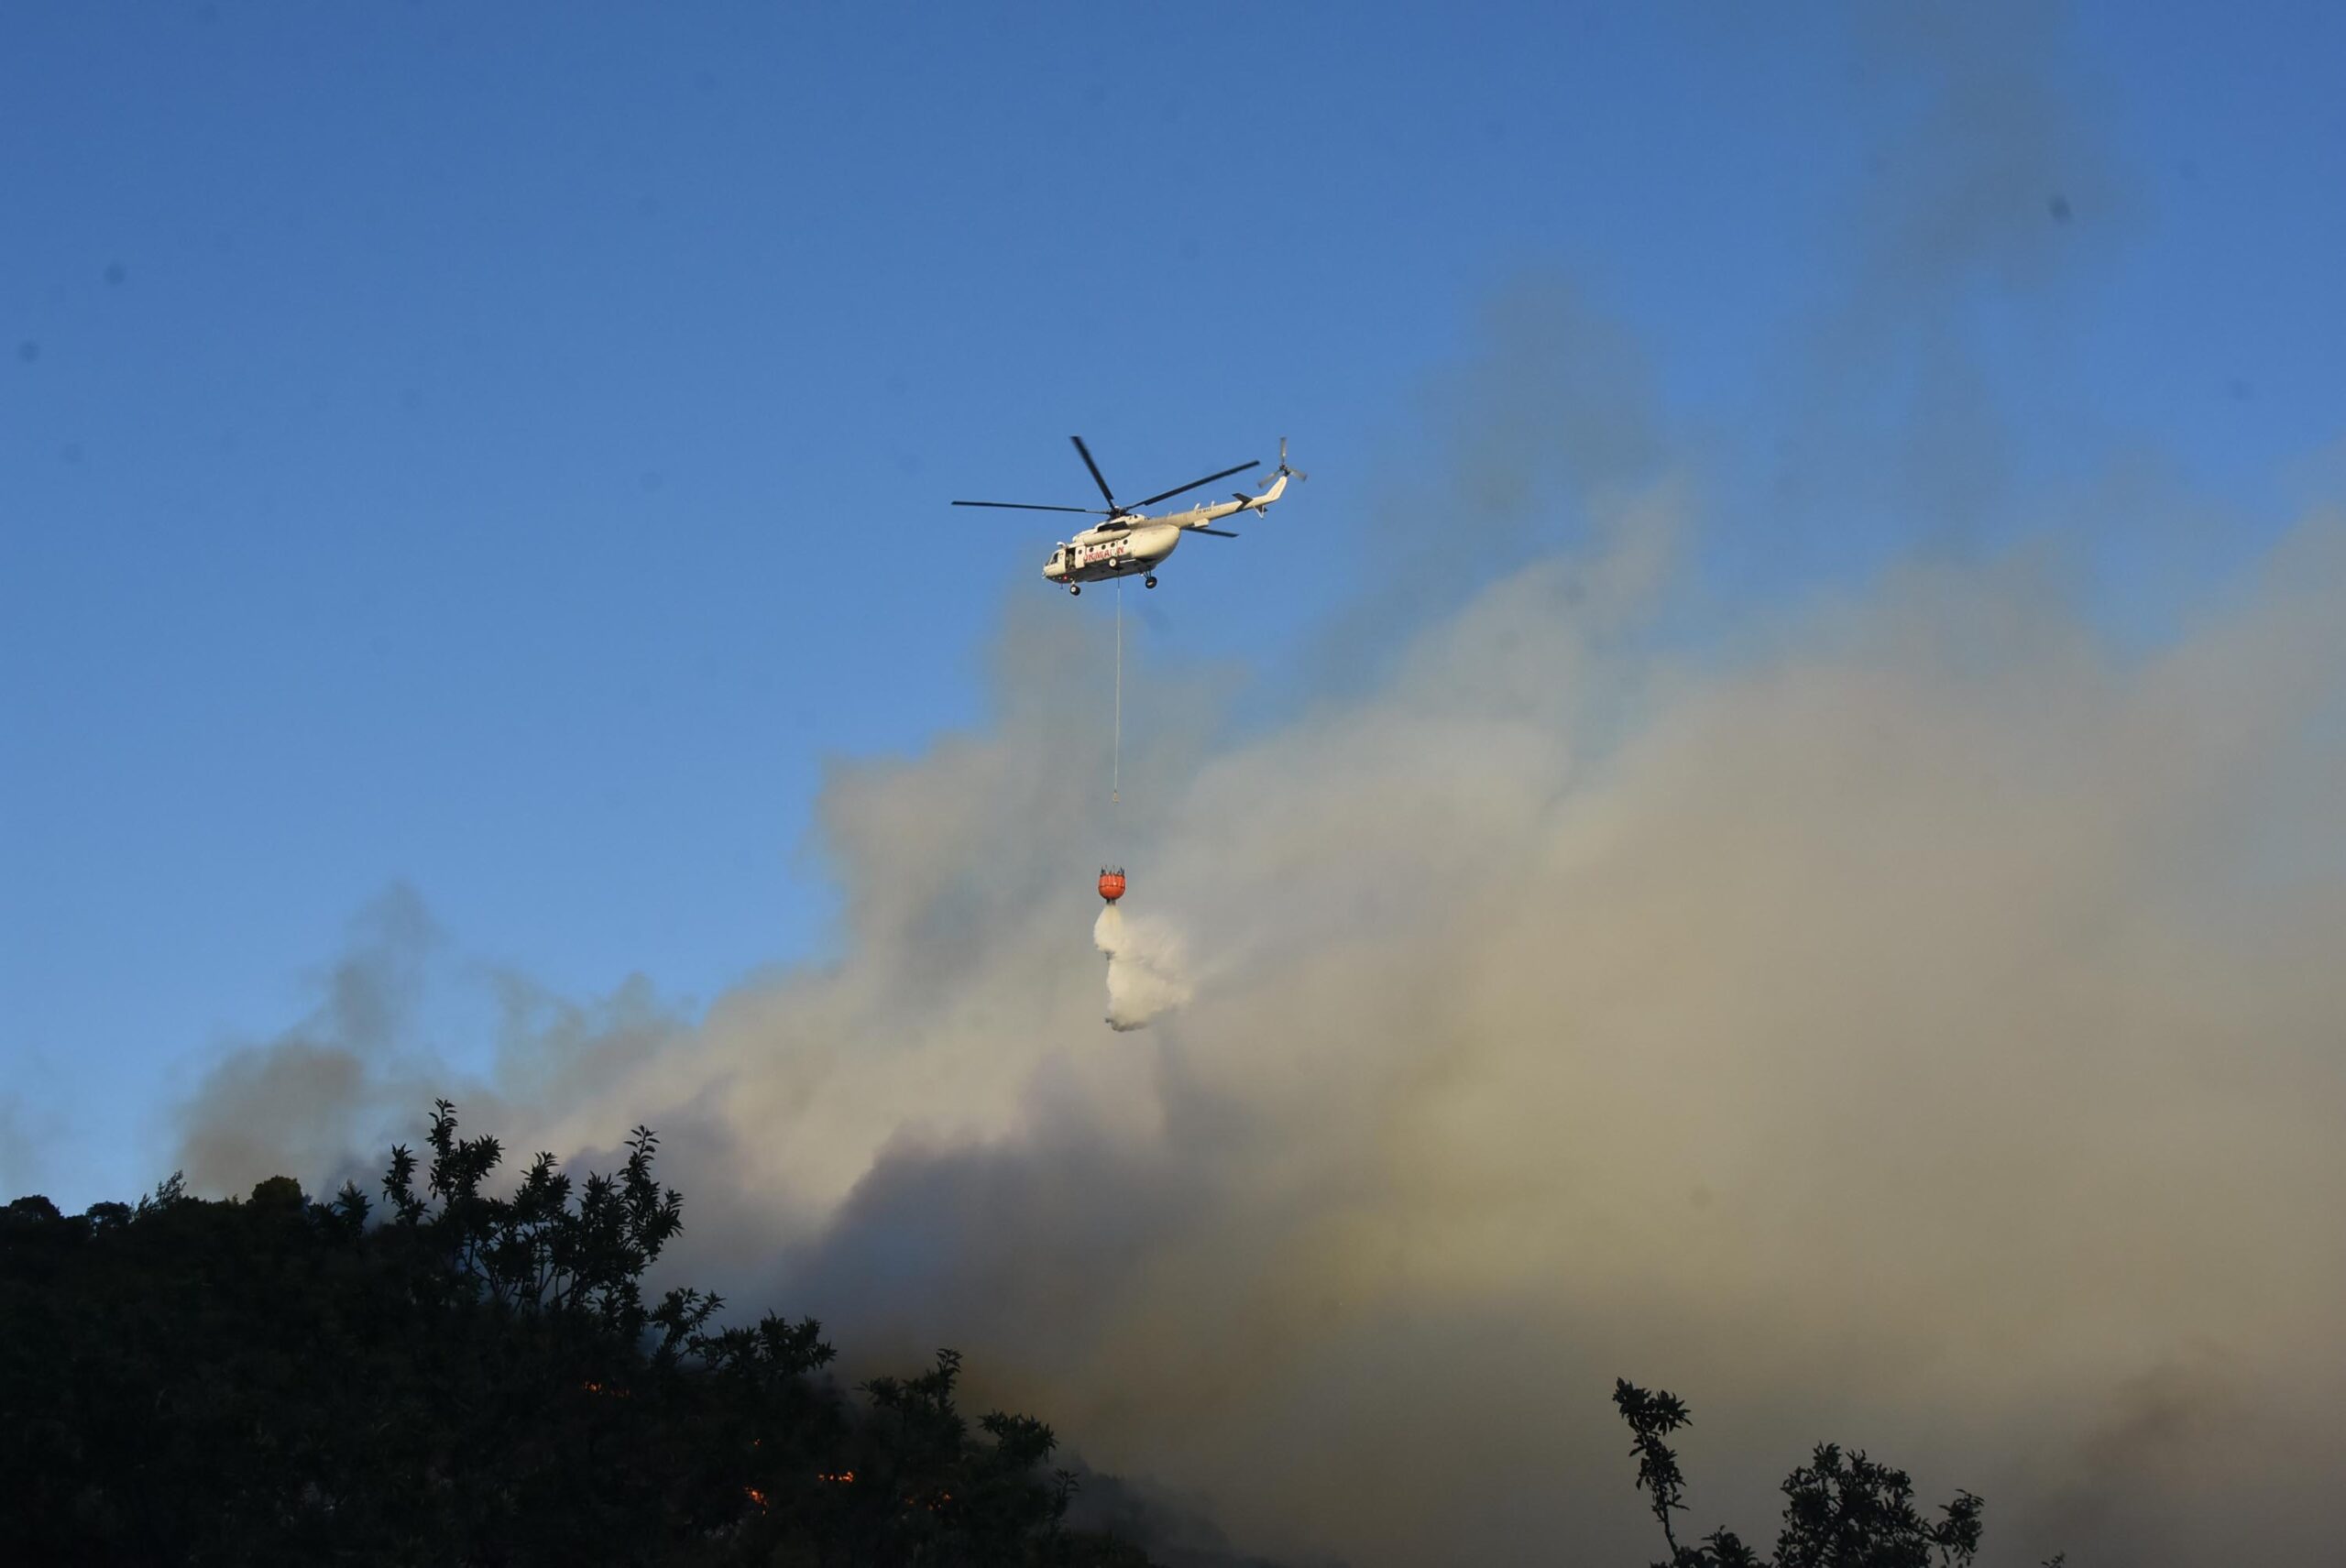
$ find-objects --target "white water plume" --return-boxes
[1092,903,1193,1033]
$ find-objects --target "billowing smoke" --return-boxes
[163,7,2346,1561]
[170,486,2346,1565]
[1093,904,1193,1032]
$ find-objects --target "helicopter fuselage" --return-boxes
[1043,521,1183,588]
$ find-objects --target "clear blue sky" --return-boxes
[5,1,2341,1206]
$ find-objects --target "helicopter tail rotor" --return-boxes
[1260,436,1307,488]
[1279,437,1308,482]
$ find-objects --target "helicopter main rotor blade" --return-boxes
[1135,460,1260,510]
[950,500,1110,514]
[1069,436,1120,510]
[1191,527,1243,538]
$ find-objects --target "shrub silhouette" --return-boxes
[1614,1378,2065,1568]
[1,1098,2085,1566]
[0,1101,1128,1567]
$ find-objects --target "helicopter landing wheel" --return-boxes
[1144,575,1157,589]
[1069,584,1080,597]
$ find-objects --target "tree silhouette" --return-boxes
[0,1101,1146,1566]
[1614,1379,2062,1568]
[4,1102,2092,1566]
[1615,1379,1698,1560]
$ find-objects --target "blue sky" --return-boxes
[5,0,2342,1207]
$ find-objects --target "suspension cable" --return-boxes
[1113,576,1122,806]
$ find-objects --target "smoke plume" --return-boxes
[170,474,2346,1564]
[163,8,2346,1560]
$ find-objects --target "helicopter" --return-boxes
[954,436,1306,594]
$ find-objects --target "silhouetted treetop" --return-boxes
[0,1101,1149,1567]
[1614,1379,2016,1568]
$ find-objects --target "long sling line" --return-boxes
[1113,576,1122,806]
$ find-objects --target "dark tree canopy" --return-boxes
[0,1102,1140,1567]
[2,1098,2072,1567]
[1612,1379,2061,1568]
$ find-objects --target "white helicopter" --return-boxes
[955,436,1306,594]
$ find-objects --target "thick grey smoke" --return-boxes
[167,6,2346,1561]
[176,883,449,1201]
[173,485,2346,1565]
